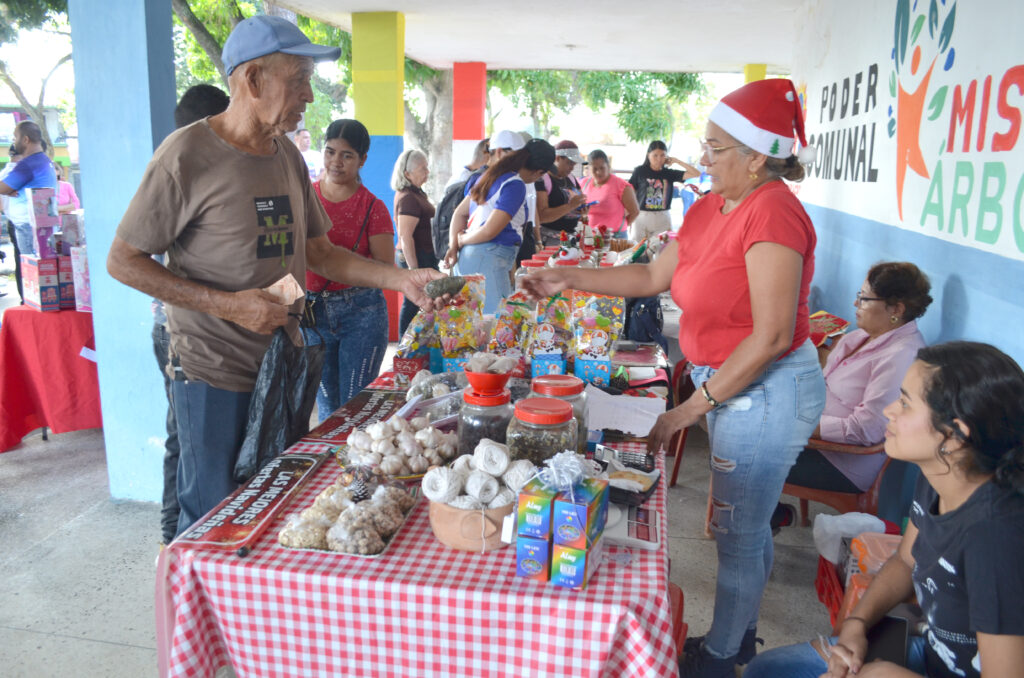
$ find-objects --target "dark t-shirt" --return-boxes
[394,187,436,254]
[534,172,581,234]
[629,164,686,211]
[909,475,1024,678]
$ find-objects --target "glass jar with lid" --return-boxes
[457,388,514,457]
[514,260,546,288]
[506,397,577,466]
[529,374,588,453]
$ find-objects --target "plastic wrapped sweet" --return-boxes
[487,292,534,357]
[529,292,573,359]
[372,484,416,512]
[437,275,486,358]
[572,293,625,359]
[395,310,439,360]
[326,521,386,555]
[365,499,404,538]
[278,514,331,550]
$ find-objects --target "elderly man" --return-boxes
[108,16,444,536]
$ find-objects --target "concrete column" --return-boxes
[68,0,175,501]
[744,64,767,83]
[351,11,405,216]
[452,62,487,176]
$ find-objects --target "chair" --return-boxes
[666,361,696,488]
[782,439,887,527]
[668,582,689,658]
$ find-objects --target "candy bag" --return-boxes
[572,293,625,360]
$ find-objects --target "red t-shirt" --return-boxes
[307,182,394,292]
[669,181,816,368]
[581,174,630,234]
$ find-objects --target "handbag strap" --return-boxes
[351,201,373,253]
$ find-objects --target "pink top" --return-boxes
[820,320,926,490]
[581,174,629,235]
[58,181,80,210]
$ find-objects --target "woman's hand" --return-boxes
[568,193,587,211]
[517,268,572,301]
[442,245,459,270]
[821,621,869,677]
[646,394,710,453]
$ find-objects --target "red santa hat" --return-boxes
[708,78,817,164]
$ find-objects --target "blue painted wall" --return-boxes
[69,0,175,501]
[363,134,402,220]
[806,203,1024,365]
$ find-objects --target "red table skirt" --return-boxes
[0,307,103,452]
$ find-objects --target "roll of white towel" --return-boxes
[464,470,499,504]
[421,466,463,504]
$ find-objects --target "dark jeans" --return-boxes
[301,287,389,421]
[784,447,862,493]
[171,378,251,537]
[152,323,181,544]
[396,248,438,337]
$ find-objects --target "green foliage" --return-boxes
[0,0,67,44]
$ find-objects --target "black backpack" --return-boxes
[623,296,669,353]
[432,167,486,259]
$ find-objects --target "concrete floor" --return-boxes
[0,283,834,676]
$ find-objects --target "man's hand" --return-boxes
[399,268,449,311]
[224,289,290,334]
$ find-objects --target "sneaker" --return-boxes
[678,642,739,678]
[683,627,763,665]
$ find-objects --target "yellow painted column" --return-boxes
[744,64,767,83]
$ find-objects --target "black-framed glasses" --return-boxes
[855,292,885,305]
[700,140,744,162]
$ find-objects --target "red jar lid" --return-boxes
[532,374,585,396]
[463,388,511,406]
[514,397,573,425]
[554,259,577,266]
[522,260,545,268]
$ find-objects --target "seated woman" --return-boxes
[746,341,1024,678]
[786,262,933,494]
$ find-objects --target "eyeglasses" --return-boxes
[854,292,885,305]
[700,140,744,162]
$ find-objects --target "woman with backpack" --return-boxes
[522,79,825,678]
[392,148,437,335]
[444,138,555,314]
[303,119,394,421]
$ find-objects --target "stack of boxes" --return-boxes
[515,477,609,590]
[20,189,88,312]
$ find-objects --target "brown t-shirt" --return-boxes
[394,187,436,254]
[117,120,330,391]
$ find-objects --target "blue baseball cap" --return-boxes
[222,15,341,76]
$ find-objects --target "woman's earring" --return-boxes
[749,171,758,180]
[891,315,899,323]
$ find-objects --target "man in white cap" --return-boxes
[108,15,445,537]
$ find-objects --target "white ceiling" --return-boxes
[281,0,804,73]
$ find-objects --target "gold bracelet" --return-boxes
[701,382,722,408]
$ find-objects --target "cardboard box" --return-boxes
[26,188,61,258]
[57,255,76,309]
[70,246,91,312]
[516,478,560,540]
[552,478,609,549]
[392,354,429,388]
[21,255,60,311]
[573,358,611,386]
[60,210,86,251]
[515,535,551,582]
[531,355,566,378]
[551,535,604,590]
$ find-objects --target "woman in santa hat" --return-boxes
[521,78,824,678]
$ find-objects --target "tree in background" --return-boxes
[0,0,72,156]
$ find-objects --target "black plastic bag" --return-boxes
[233,327,325,483]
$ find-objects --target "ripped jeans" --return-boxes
[690,341,825,660]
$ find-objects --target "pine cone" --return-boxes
[349,478,370,503]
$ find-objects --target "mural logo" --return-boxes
[889,0,957,220]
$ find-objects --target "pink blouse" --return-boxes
[819,320,926,490]
[58,181,80,210]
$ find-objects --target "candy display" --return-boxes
[487,292,535,361]
[278,475,417,556]
[528,292,573,376]
[437,275,486,360]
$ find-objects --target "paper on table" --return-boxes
[584,384,664,437]
[263,273,304,305]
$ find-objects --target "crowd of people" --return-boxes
[95,14,1023,678]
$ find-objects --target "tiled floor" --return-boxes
[0,422,834,677]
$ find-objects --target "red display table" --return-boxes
[156,440,677,678]
[0,307,103,452]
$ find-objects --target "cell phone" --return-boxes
[864,616,909,665]
[585,200,599,207]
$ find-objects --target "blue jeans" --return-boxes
[396,248,439,337]
[152,323,181,544]
[172,378,251,537]
[12,220,35,256]
[743,634,927,677]
[690,341,825,659]
[301,287,388,421]
[454,241,517,314]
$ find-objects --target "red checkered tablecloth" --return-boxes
[157,442,677,678]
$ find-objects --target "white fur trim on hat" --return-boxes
[708,101,795,159]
